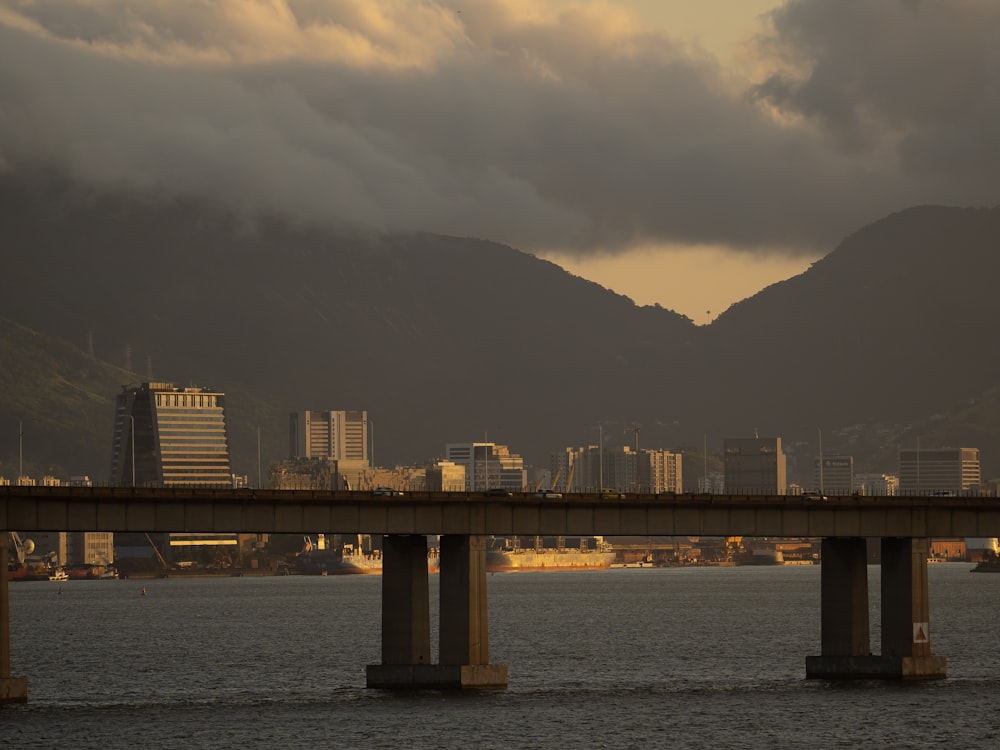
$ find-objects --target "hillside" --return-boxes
[2,173,1000,483]
[0,174,698,476]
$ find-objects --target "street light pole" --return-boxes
[368,418,374,469]
[818,427,824,494]
[127,414,136,487]
[17,418,23,479]
[598,423,604,491]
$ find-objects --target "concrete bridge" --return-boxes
[5,486,1000,702]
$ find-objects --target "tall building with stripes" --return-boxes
[110,381,233,487]
[289,410,369,464]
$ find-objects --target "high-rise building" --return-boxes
[110,382,233,487]
[723,437,787,495]
[898,447,981,495]
[445,442,526,491]
[289,410,369,464]
[638,449,683,494]
[814,455,854,495]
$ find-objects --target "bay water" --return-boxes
[2,563,999,748]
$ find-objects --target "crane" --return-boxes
[564,463,575,494]
[144,533,170,569]
[8,531,35,566]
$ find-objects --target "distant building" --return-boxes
[269,457,365,490]
[550,446,682,493]
[638,449,683,493]
[445,442,526,491]
[898,447,980,495]
[723,437,787,495]
[110,382,233,487]
[814,455,853,495]
[854,473,898,496]
[289,410,368,464]
[425,460,466,492]
[698,471,725,494]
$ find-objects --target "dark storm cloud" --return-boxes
[754,0,1000,203]
[0,1,997,255]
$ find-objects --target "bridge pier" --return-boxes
[806,537,946,680]
[366,534,507,689]
[1,530,29,703]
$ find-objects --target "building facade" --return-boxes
[445,442,527,491]
[425,460,467,492]
[110,382,233,488]
[638,449,683,494]
[723,437,787,495]
[289,410,368,464]
[898,447,981,495]
[814,455,854,495]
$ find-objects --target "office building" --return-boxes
[814,455,853,495]
[425,461,466,492]
[110,382,233,487]
[898,447,981,495]
[289,410,369,464]
[723,437,787,495]
[445,442,526,491]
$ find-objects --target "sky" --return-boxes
[1,0,998,321]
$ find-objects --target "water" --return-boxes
[3,564,999,748]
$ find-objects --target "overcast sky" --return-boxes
[2,0,998,320]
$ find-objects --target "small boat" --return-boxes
[49,569,69,582]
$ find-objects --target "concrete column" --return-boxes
[377,534,431,666]
[1,530,29,703]
[439,534,489,665]
[807,536,946,680]
[818,537,870,657]
[880,537,945,677]
[366,534,507,689]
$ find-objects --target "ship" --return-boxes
[294,534,439,575]
[487,536,616,572]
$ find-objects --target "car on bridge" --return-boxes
[534,489,563,499]
[600,489,626,499]
[802,491,828,501]
[373,487,405,496]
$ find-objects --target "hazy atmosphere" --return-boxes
[3,0,998,318]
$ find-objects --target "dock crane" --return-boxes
[144,533,170,570]
[8,531,34,566]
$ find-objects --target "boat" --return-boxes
[487,536,616,572]
[971,552,1000,572]
[293,535,438,575]
[49,568,69,582]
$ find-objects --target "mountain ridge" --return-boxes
[2,172,998,483]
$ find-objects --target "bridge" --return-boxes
[5,486,1000,702]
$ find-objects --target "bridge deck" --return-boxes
[4,487,1000,538]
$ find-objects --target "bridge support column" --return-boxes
[366,535,506,689]
[437,535,507,688]
[806,537,946,680]
[880,537,946,679]
[366,534,431,688]
[1,530,29,704]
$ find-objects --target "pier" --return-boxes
[6,486,1000,700]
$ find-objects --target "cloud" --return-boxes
[0,0,997,257]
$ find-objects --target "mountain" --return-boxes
[2,172,999,482]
